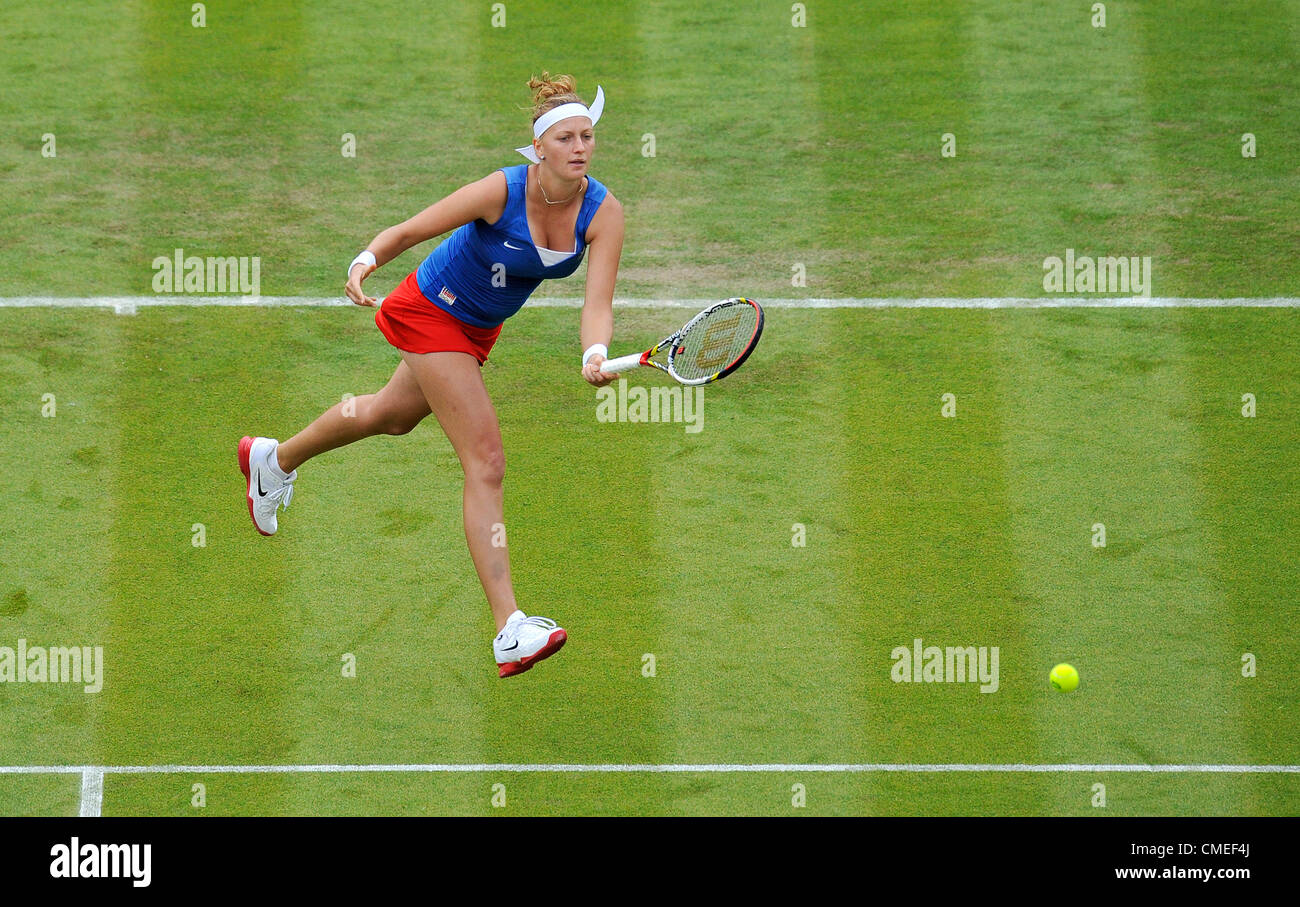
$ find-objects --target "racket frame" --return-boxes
[598,297,763,386]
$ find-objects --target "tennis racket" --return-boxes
[599,297,764,385]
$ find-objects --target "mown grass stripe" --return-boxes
[477,6,681,800]
[96,308,296,820]
[283,2,498,816]
[1132,4,1300,813]
[636,4,866,800]
[966,1,1178,815]
[1174,311,1300,816]
[0,309,123,806]
[1131,0,1300,295]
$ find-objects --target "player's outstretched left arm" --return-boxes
[580,193,624,387]
[345,172,509,307]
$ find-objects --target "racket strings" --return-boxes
[672,304,759,381]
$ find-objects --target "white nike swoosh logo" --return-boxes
[504,241,526,250]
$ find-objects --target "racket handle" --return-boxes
[599,353,643,375]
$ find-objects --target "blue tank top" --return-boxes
[414,164,608,328]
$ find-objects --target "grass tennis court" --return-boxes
[1,0,1298,815]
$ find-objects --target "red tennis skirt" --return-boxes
[374,271,502,364]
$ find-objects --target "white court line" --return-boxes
[5,763,1299,775]
[2,296,1300,312]
[24,763,1300,814]
[78,768,103,817]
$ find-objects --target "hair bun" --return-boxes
[528,71,577,102]
[526,72,588,124]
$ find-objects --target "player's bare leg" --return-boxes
[241,360,433,535]
[275,359,432,473]
[399,350,518,628]
[399,349,565,676]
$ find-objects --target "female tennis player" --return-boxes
[239,73,623,678]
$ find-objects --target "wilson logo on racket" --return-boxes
[599,298,764,386]
[692,313,744,371]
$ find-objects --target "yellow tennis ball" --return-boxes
[1050,663,1079,692]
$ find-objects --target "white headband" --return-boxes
[516,85,605,163]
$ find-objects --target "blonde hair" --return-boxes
[526,71,586,125]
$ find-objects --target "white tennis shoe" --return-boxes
[238,436,296,536]
[494,611,567,678]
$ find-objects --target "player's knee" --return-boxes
[380,413,422,435]
[363,395,423,435]
[468,445,506,486]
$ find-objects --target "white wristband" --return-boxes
[348,250,376,277]
[582,343,608,368]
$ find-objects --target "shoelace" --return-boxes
[260,480,294,511]
[500,615,558,643]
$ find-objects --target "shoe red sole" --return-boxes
[498,629,567,678]
[238,436,271,537]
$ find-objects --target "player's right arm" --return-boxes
[345,170,508,307]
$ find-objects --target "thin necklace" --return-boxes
[536,166,584,206]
